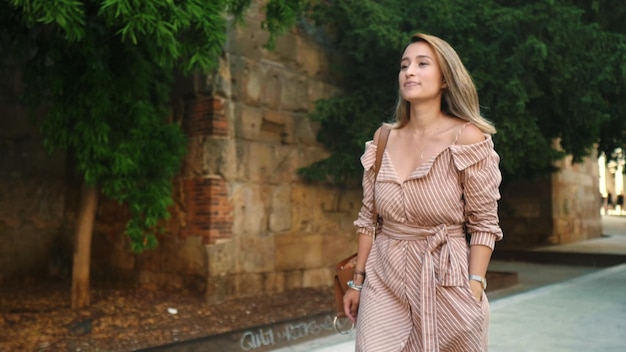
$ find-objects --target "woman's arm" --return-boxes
[343,233,373,321]
[468,245,492,300]
[456,124,503,301]
[344,127,383,321]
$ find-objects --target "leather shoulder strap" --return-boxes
[372,126,391,225]
[374,127,391,174]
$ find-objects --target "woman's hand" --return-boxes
[469,280,484,302]
[343,288,361,323]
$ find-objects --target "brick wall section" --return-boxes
[180,94,233,244]
[184,96,228,137]
[180,177,233,244]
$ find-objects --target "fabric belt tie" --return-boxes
[380,221,466,352]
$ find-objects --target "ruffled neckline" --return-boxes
[360,135,495,184]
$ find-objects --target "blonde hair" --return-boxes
[392,33,496,134]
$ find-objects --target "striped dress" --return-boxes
[353,132,503,352]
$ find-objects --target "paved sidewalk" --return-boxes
[272,216,626,352]
[488,263,626,351]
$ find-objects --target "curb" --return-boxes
[492,250,626,267]
[135,311,338,352]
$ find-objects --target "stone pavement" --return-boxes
[271,215,626,352]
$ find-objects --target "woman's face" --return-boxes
[399,41,446,103]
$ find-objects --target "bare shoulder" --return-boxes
[455,123,486,145]
[372,124,392,146]
[372,126,382,145]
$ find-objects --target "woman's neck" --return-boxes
[407,103,443,132]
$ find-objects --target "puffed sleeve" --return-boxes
[353,141,378,236]
[450,136,503,250]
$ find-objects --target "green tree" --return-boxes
[566,0,626,159]
[0,0,304,308]
[303,0,626,182]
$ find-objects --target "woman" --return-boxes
[343,33,503,351]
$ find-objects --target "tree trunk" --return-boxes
[71,181,98,309]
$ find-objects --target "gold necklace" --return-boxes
[415,118,443,160]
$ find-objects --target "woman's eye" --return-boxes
[419,62,429,67]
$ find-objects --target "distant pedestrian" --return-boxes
[344,33,503,351]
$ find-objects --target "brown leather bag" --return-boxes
[333,127,390,334]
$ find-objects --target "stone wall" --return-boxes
[89,2,364,300]
[498,178,554,248]
[182,5,364,301]
[550,151,602,244]
[498,147,602,248]
[0,66,71,282]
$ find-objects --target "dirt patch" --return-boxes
[0,279,335,351]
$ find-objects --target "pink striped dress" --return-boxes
[353,131,503,352]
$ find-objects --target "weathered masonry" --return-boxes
[85,5,363,300]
